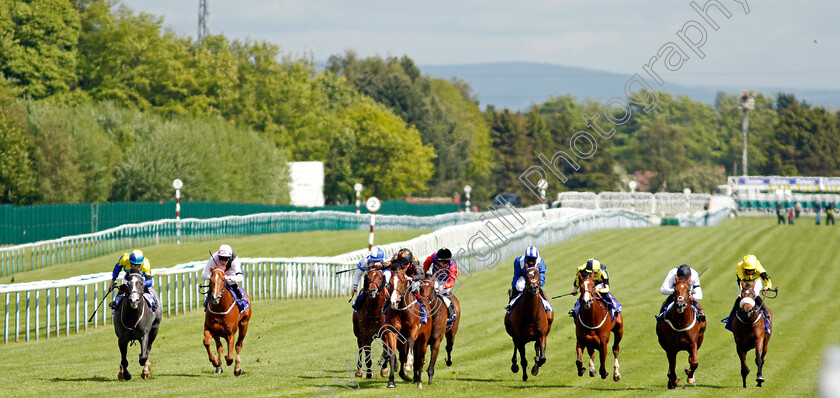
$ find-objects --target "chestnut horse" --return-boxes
[732,281,772,387]
[419,278,460,385]
[352,269,390,379]
[203,268,251,376]
[385,268,433,388]
[655,277,706,389]
[504,267,552,381]
[573,271,623,381]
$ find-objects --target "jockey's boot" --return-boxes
[108,301,117,310]
[231,284,244,301]
[694,303,706,321]
[446,301,457,323]
[568,309,575,317]
[351,292,365,311]
[504,290,515,311]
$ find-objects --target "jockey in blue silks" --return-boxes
[505,246,553,319]
[350,246,388,311]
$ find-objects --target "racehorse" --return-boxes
[385,268,433,388]
[113,270,162,380]
[352,269,390,379]
[203,267,251,376]
[573,271,623,381]
[419,278,460,385]
[655,276,706,389]
[732,281,772,387]
[504,267,552,381]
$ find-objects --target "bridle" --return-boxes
[389,271,418,311]
[365,270,386,299]
[663,279,697,332]
[576,275,608,329]
[736,282,766,325]
[206,268,236,315]
[120,273,147,331]
[525,267,541,296]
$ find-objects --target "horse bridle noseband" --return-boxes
[120,274,147,331]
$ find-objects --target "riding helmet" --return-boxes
[129,250,144,265]
[437,248,452,262]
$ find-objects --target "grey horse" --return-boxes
[113,270,163,380]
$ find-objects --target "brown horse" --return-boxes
[573,271,623,381]
[504,267,553,381]
[732,281,772,387]
[385,268,433,388]
[352,269,390,379]
[419,279,460,385]
[655,277,706,389]
[203,268,251,376]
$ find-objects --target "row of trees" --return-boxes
[1,0,839,206]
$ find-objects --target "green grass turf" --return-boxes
[3,217,839,397]
[4,229,432,284]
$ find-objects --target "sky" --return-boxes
[120,0,840,90]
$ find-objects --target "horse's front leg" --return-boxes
[575,340,585,376]
[511,341,520,373]
[214,335,224,373]
[224,333,236,366]
[598,340,609,379]
[587,346,596,377]
[612,317,623,382]
[517,342,528,381]
[234,316,249,376]
[737,345,749,388]
[531,337,546,376]
[686,343,699,384]
[139,334,151,380]
[667,349,679,389]
[755,335,765,387]
[384,332,398,388]
[118,337,131,381]
[203,330,221,370]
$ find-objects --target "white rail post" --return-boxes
[173,179,183,245]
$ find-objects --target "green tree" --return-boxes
[766,102,840,176]
[0,79,37,204]
[634,121,689,192]
[0,0,80,98]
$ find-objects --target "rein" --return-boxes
[119,276,147,331]
[207,269,237,315]
[664,282,697,332]
[390,275,419,311]
[577,300,609,330]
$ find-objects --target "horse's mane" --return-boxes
[127,269,141,275]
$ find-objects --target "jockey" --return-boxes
[505,245,553,316]
[108,249,156,310]
[392,248,424,282]
[350,246,388,311]
[656,264,705,322]
[569,258,622,317]
[423,247,458,323]
[201,244,246,302]
[722,254,773,329]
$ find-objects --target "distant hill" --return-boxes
[420,62,840,110]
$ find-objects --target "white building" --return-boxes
[288,161,325,207]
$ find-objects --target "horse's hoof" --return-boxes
[688,377,696,384]
[124,372,132,381]
[226,358,234,366]
[387,381,396,388]
[614,373,621,382]
[756,377,764,387]
[234,368,243,377]
[399,371,411,381]
[589,369,596,377]
[511,364,519,373]
[600,370,608,379]
[522,373,528,382]
[366,372,372,379]
[215,367,223,374]
[446,358,452,367]
[118,372,124,381]
[141,371,150,380]
[531,366,540,376]
[577,367,585,377]
[417,383,423,389]
[405,363,413,372]
[355,369,363,378]
[381,368,390,377]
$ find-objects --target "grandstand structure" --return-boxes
[728,176,840,213]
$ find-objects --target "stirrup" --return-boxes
[108,301,116,310]
[568,309,575,317]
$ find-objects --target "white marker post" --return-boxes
[464,185,472,213]
[354,183,363,214]
[538,179,548,219]
[684,187,692,211]
[365,197,381,254]
[629,180,638,211]
[173,179,183,245]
